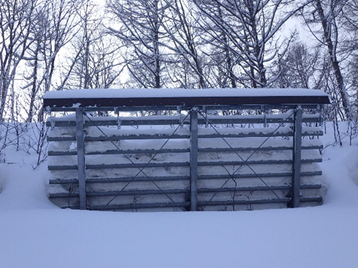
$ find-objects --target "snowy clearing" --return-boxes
[1,122,358,268]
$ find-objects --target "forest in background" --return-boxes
[0,0,358,164]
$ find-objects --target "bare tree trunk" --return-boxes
[0,0,36,121]
[314,0,351,120]
[107,0,165,88]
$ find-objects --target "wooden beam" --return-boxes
[190,108,199,211]
[291,106,303,208]
[76,108,87,210]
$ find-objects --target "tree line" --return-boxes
[1,0,358,123]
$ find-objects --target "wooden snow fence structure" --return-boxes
[43,88,330,212]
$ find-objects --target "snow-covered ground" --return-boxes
[1,122,358,268]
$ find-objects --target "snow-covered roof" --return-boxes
[43,88,330,109]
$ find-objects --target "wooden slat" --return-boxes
[85,148,190,155]
[198,145,323,152]
[46,130,322,142]
[49,171,321,185]
[197,158,321,166]
[46,114,321,128]
[47,144,323,156]
[49,175,190,185]
[86,162,190,169]
[88,202,190,210]
[85,134,190,141]
[48,184,320,199]
[51,196,323,210]
[48,161,190,170]
[197,198,291,206]
[48,157,321,170]
[47,136,76,142]
[198,184,321,193]
[198,171,322,180]
[49,188,189,198]
[197,196,322,207]
[300,196,323,203]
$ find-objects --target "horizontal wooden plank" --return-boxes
[198,198,291,206]
[47,130,323,142]
[198,145,323,152]
[50,184,321,197]
[47,136,76,142]
[47,144,323,156]
[48,148,189,156]
[52,196,323,210]
[198,184,321,193]
[86,148,190,155]
[54,202,190,210]
[48,156,321,170]
[85,134,190,141]
[197,158,321,166]
[197,196,322,207]
[49,176,190,184]
[88,189,188,196]
[46,114,321,127]
[86,162,190,169]
[48,170,321,185]
[300,196,323,203]
[48,151,77,156]
[198,171,322,180]
[200,130,323,138]
[48,184,321,199]
[49,188,189,198]
[88,202,190,210]
[48,161,190,170]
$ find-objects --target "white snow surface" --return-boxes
[43,87,329,99]
[1,122,358,268]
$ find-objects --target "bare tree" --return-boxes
[162,0,207,89]
[194,0,308,88]
[0,0,38,121]
[194,1,238,88]
[273,42,325,89]
[65,0,123,90]
[107,0,167,88]
[301,0,352,120]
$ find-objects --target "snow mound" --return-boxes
[344,147,358,187]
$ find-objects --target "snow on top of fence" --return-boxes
[43,88,330,109]
[44,87,328,99]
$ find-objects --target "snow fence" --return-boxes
[46,109,327,211]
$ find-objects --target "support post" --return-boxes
[190,108,198,211]
[291,106,302,208]
[76,108,87,210]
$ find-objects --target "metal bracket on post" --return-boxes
[76,108,87,210]
[291,106,302,208]
[190,107,199,211]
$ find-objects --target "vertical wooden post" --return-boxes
[292,106,302,208]
[190,108,198,211]
[76,108,87,210]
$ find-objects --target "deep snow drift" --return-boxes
[1,122,358,268]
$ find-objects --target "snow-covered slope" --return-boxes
[0,122,358,268]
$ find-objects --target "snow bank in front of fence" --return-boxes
[1,122,358,268]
